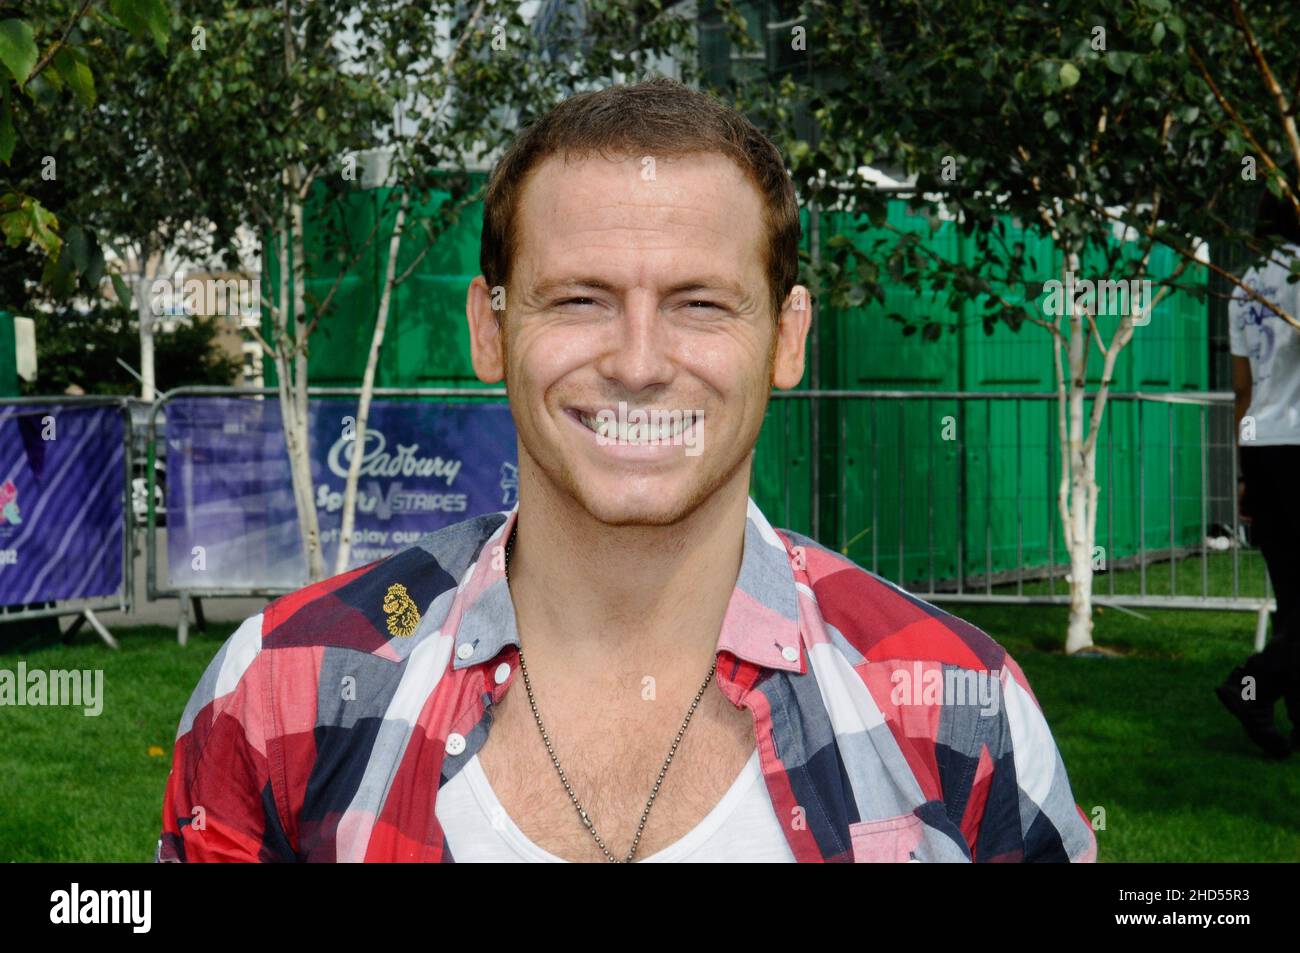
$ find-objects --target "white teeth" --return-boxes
[576,411,697,443]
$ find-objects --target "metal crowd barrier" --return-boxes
[141,386,1276,649]
[146,385,509,643]
[768,389,1276,650]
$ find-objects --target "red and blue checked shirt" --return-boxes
[157,497,1098,862]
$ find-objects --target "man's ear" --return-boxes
[466,275,506,384]
[771,284,812,389]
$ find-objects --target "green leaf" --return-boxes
[0,98,13,165]
[1266,170,1286,199]
[42,242,75,296]
[1059,62,1080,89]
[0,19,38,85]
[111,272,133,310]
[109,0,169,54]
[63,224,90,274]
[52,46,95,107]
[83,237,105,288]
[0,191,60,254]
[1104,51,1134,75]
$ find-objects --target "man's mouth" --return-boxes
[566,407,702,443]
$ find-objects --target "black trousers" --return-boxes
[1238,444,1300,719]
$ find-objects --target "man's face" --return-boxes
[467,150,808,526]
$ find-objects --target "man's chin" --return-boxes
[565,476,703,527]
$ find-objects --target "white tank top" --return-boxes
[436,748,797,862]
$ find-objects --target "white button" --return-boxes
[456,643,474,660]
[445,732,466,756]
[494,662,511,685]
[781,645,799,662]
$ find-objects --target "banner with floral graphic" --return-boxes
[0,403,125,606]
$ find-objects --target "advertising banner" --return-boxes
[0,403,125,606]
[164,397,517,590]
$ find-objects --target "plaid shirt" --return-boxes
[157,498,1097,863]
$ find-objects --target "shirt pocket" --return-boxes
[848,813,925,863]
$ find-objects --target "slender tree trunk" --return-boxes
[135,255,157,401]
[273,0,323,582]
[334,190,409,575]
[286,168,324,582]
[1056,254,1143,655]
[1057,249,1097,654]
[273,218,314,582]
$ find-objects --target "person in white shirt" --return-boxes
[1216,191,1300,758]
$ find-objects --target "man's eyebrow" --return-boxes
[531,276,620,296]
[531,276,748,299]
[664,278,748,299]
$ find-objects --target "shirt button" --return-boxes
[456,643,474,660]
[494,662,511,685]
[445,732,466,756]
[781,645,799,662]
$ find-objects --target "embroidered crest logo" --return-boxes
[383,582,421,637]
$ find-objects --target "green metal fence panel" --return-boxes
[262,174,490,396]
[959,219,1060,584]
[820,205,962,580]
[825,203,1209,585]
[751,205,813,534]
[0,313,15,397]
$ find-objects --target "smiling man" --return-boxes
[157,78,1096,863]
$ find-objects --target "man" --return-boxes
[157,78,1095,862]
[1215,191,1300,759]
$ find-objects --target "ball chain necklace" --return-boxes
[503,524,718,863]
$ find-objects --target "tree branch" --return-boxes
[26,0,96,86]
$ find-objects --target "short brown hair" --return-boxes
[479,77,801,322]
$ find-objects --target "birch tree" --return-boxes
[232,0,404,582]
[736,0,1248,652]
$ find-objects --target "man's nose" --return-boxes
[593,292,675,391]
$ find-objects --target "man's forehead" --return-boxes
[527,148,753,191]
[514,151,766,286]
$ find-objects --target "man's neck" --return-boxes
[505,476,749,674]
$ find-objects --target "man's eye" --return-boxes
[557,297,596,307]
[686,300,721,310]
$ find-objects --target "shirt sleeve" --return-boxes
[1228,268,1261,358]
[968,657,1098,862]
[1228,286,1248,358]
[156,613,296,862]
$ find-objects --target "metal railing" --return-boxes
[146,386,509,642]
[141,386,1276,649]
[767,389,1275,648]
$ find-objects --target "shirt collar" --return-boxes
[447,496,803,673]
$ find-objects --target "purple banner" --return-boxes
[164,397,518,590]
[0,403,125,606]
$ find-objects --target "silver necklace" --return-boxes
[503,524,717,863]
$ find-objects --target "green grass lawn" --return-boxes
[954,599,1300,862]
[1,582,1297,861]
[0,622,235,863]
